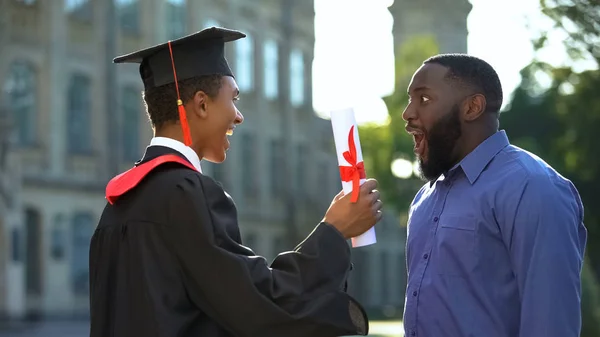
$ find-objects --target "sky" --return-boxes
[312,0,597,125]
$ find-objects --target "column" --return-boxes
[46,0,67,176]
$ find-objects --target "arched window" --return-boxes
[3,60,37,145]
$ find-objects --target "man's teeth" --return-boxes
[226,129,233,136]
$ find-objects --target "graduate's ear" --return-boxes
[192,90,209,119]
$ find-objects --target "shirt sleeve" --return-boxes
[504,174,587,337]
[161,174,368,337]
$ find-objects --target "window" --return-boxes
[241,133,258,196]
[71,212,94,295]
[295,144,307,194]
[203,18,220,29]
[318,160,331,201]
[50,214,66,260]
[67,74,92,154]
[15,0,36,5]
[236,34,254,92]
[269,139,284,196]
[263,40,278,100]
[64,0,92,20]
[211,162,229,190]
[380,251,389,303]
[289,49,304,107]
[165,0,186,40]
[115,0,139,32]
[25,208,42,296]
[3,60,37,145]
[351,250,369,302]
[64,0,87,12]
[243,232,258,251]
[121,87,140,161]
[11,228,21,263]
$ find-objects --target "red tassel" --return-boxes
[168,42,193,146]
[177,101,192,146]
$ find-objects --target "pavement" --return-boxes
[0,320,403,337]
[0,320,89,337]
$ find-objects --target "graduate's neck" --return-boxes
[154,124,204,158]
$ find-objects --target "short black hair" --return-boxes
[142,75,223,128]
[424,54,503,114]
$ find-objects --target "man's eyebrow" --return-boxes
[407,85,431,94]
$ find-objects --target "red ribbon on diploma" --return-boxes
[339,125,366,203]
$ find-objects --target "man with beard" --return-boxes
[401,54,587,337]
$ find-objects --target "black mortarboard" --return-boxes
[113,27,246,90]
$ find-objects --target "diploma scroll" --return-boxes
[330,108,377,248]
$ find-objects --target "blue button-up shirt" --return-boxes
[403,130,587,337]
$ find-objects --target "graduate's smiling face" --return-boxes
[191,76,244,163]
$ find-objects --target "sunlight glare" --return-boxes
[391,158,414,179]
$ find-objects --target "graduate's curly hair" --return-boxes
[142,75,223,129]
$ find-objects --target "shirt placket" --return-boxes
[406,178,454,337]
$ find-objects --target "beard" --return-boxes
[416,104,462,182]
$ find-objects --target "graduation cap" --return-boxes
[113,27,246,146]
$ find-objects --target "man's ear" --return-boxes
[192,90,209,119]
[462,93,486,122]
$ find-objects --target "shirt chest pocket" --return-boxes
[434,215,477,277]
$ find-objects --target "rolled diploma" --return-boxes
[330,108,377,248]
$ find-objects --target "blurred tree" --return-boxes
[359,35,439,220]
[503,0,600,276]
[537,0,600,64]
[581,260,600,336]
[502,63,600,275]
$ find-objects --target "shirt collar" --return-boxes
[456,130,509,184]
[149,137,203,173]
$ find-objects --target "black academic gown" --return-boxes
[89,145,368,337]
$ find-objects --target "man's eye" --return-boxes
[421,96,430,103]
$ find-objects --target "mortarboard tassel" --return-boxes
[167,41,193,146]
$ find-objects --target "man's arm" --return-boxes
[503,174,586,337]
[162,174,368,337]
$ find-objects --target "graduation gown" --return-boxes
[89,145,368,337]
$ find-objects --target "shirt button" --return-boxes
[411,331,416,336]
[423,253,428,259]
[412,291,417,296]
[433,217,439,222]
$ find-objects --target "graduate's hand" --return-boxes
[322,178,383,239]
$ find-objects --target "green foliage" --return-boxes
[581,259,600,337]
[502,64,600,274]
[537,0,600,64]
[358,35,440,220]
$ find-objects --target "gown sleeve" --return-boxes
[161,173,368,337]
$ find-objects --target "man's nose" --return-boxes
[234,109,244,125]
[402,104,415,122]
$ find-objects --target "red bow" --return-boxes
[339,125,366,203]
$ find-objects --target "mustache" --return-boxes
[405,124,425,134]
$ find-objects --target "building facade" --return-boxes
[0,0,470,321]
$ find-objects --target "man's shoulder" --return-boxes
[494,145,582,213]
[498,145,574,190]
